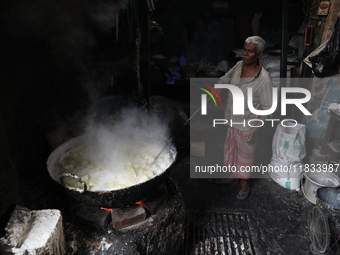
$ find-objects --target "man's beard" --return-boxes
[243,58,258,66]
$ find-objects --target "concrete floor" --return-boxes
[170,155,335,255]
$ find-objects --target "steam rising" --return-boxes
[82,107,172,173]
[52,103,176,191]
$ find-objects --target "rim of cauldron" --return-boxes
[57,145,177,193]
[316,187,340,210]
[47,136,178,207]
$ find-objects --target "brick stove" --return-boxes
[73,182,168,228]
[63,177,186,255]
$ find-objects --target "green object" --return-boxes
[284,141,289,150]
[285,181,291,189]
[299,139,303,151]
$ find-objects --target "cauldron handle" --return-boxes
[59,173,87,193]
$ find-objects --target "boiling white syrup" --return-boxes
[59,143,173,191]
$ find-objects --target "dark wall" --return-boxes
[150,0,305,65]
[150,0,235,64]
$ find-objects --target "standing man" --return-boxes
[216,36,273,199]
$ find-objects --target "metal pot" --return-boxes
[301,171,340,204]
[46,136,177,208]
[316,187,340,222]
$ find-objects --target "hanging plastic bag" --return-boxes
[309,18,340,78]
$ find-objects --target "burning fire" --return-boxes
[101,201,144,211]
[101,207,114,211]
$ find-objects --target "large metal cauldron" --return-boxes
[47,136,177,208]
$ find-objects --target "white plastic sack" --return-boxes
[268,155,303,190]
[271,122,306,164]
[269,122,306,190]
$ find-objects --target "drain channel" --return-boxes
[186,210,255,255]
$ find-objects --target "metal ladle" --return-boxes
[152,106,201,164]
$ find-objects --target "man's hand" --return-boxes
[243,115,269,142]
[243,128,256,142]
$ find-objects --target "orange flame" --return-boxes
[101,201,143,211]
[101,207,113,211]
